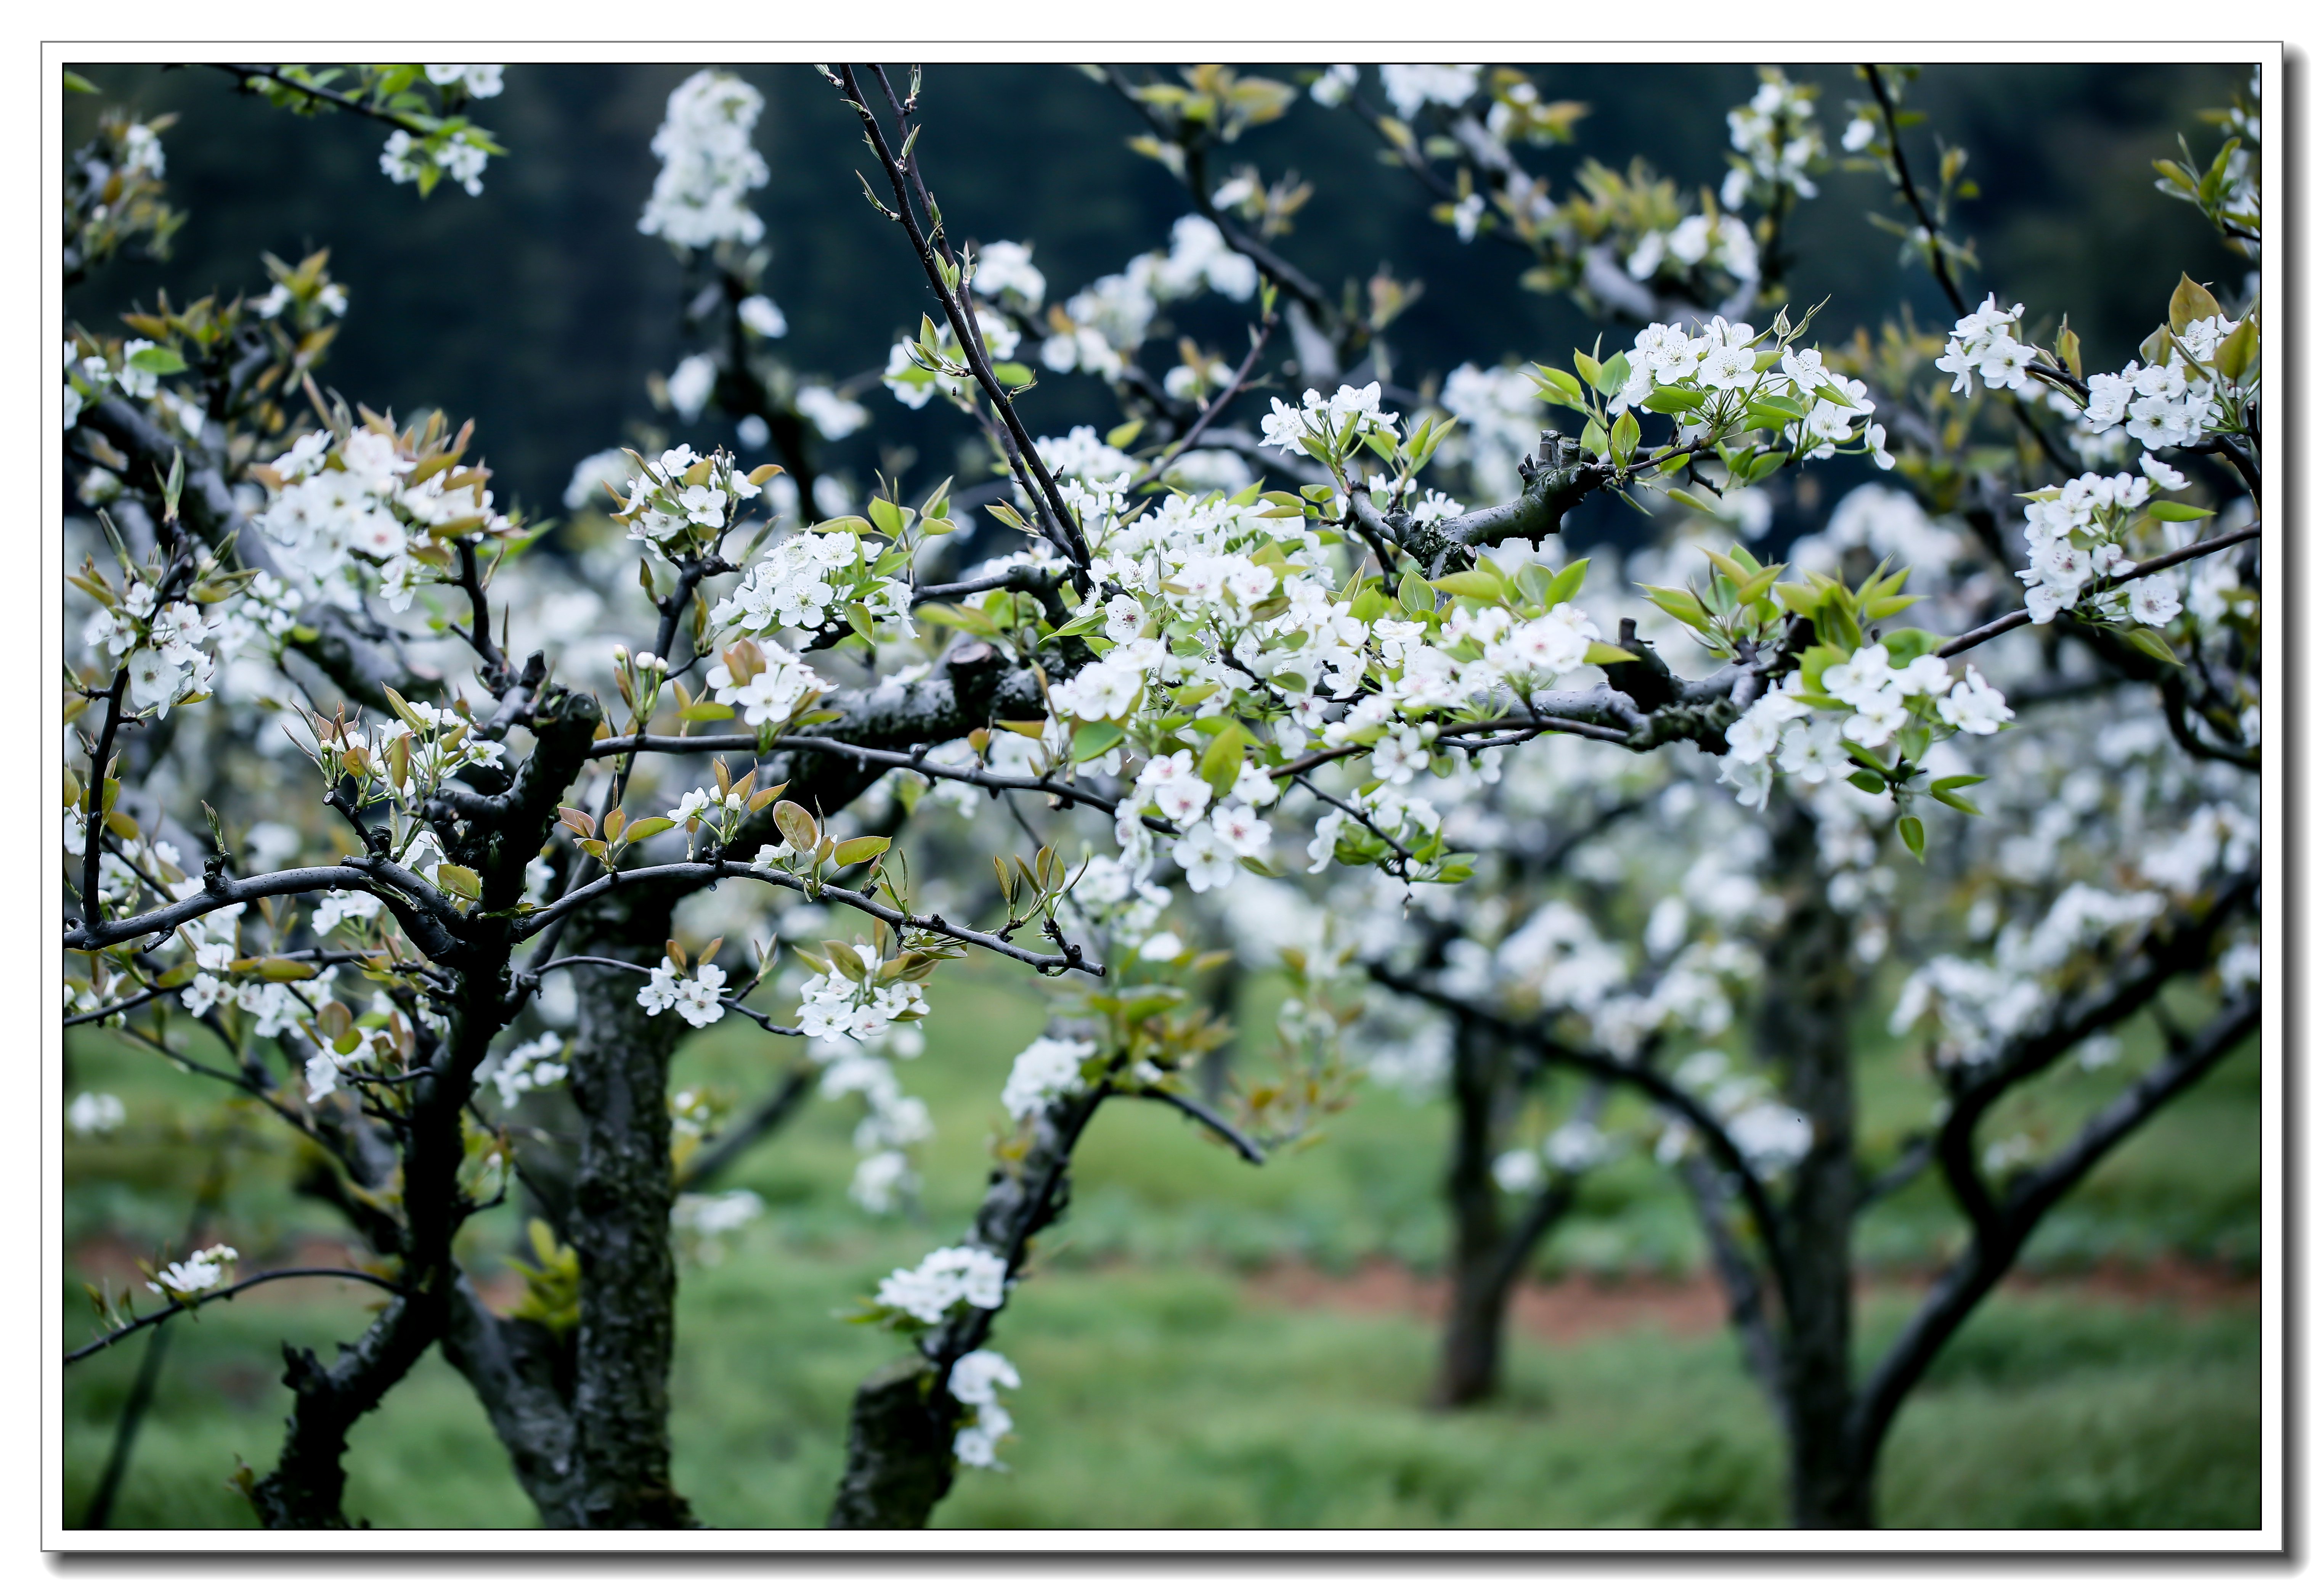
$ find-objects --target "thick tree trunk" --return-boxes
[563,944,694,1528]
[1759,800,1871,1529]
[1433,1019,1509,1407]
[827,1356,958,1529]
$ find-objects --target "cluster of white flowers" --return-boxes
[1934,295,2049,399]
[796,946,929,1044]
[874,1244,1008,1324]
[616,443,767,551]
[481,1032,569,1108]
[973,239,1046,306]
[1642,1051,1813,1175]
[1723,71,1825,209]
[2138,802,2260,896]
[149,1244,238,1298]
[1039,218,1255,380]
[255,425,515,612]
[666,352,718,422]
[1036,426,1136,485]
[673,1188,763,1240]
[65,337,205,437]
[794,385,870,442]
[1379,64,1481,121]
[1626,212,1758,287]
[119,119,166,176]
[639,70,769,248]
[1310,64,1360,108]
[637,957,729,1028]
[1614,320,1889,468]
[2015,462,2197,626]
[423,64,504,98]
[1893,882,2172,1066]
[698,638,833,731]
[379,128,491,196]
[1000,1035,1096,1119]
[68,1092,126,1136]
[1718,645,2011,811]
[1439,364,1544,501]
[82,578,218,719]
[947,1349,1021,1469]
[819,1039,934,1213]
[297,707,508,821]
[2080,349,2226,452]
[1259,380,1400,462]
[563,448,634,511]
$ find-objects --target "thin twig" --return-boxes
[66,1269,409,1366]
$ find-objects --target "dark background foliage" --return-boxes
[64,61,2249,527]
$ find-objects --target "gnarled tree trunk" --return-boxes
[1435,1018,1511,1407]
[562,938,695,1527]
[1759,800,1870,1529]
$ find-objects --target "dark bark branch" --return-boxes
[438,1275,581,1526]
[246,1294,440,1527]
[1934,523,2262,660]
[1848,994,2258,1480]
[1677,1154,1787,1412]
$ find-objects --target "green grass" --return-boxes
[61,972,2264,1529]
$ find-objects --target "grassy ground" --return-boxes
[60,970,2263,1529]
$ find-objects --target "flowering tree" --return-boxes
[1308,65,2262,1527]
[61,60,2261,1530]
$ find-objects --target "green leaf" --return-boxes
[1610,409,1640,462]
[1070,720,1126,763]
[2213,316,2258,382]
[1929,788,1984,816]
[1200,721,1247,796]
[989,362,1035,388]
[832,836,891,867]
[64,70,98,93]
[2147,501,2215,522]
[772,800,819,853]
[1583,640,1639,665]
[1106,417,1145,449]
[1639,585,1709,630]
[1897,814,1926,860]
[1572,349,1603,388]
[1595,352,1632,397]
[127,345,189,376]
[679,701,735,721]
[1848,770,1886,794]
[2125,625,2182,666]
[1396,571,1436,616]
[1880,628,1945,662]
[435,864,483,901]
[1532,365,1586,407]
[1666,487,1721,514]
[1643,385,1704,414]
[1429,569,1507,601]
[1540,559,1588,607]
[621,816,676,842]
[2168,273,2222,334]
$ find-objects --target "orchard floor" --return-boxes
[61,973,2265,1529]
